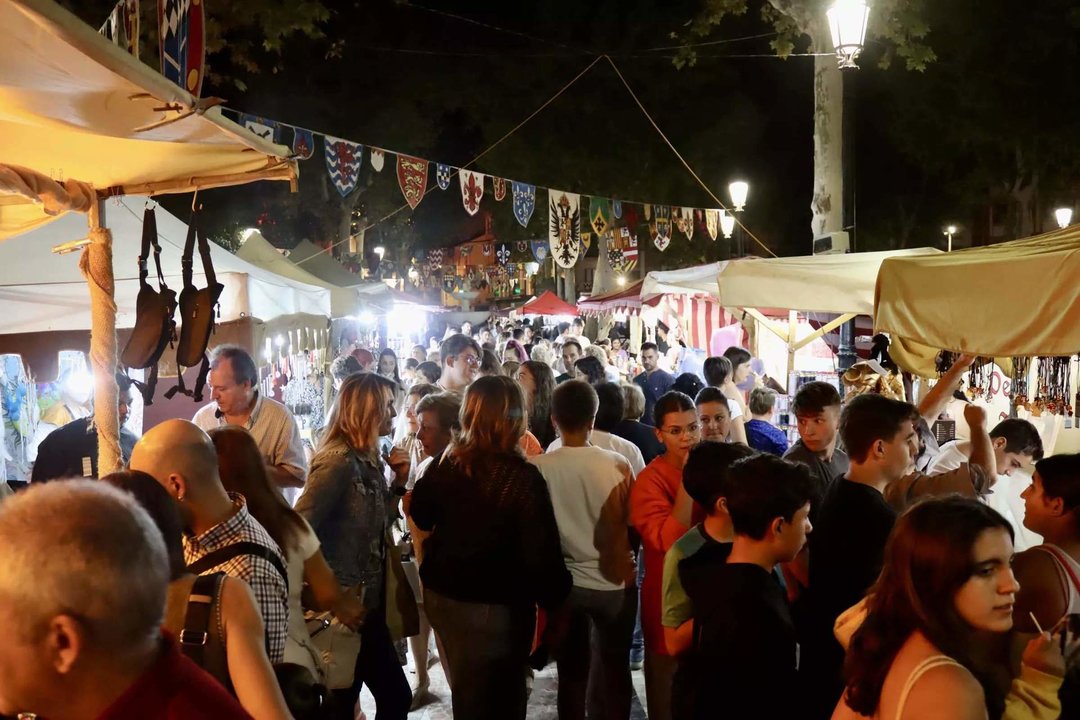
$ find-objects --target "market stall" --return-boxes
[641,262,741,352]
[0,0,297,473]
[716,248,941,382]
[517,290,579,317]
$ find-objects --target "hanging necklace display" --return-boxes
[1065,354,1076,429]
[936,350,957,376]
[1011,356,1030,411]
[966,358,991,401]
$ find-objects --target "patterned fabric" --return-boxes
[183,494,289,663]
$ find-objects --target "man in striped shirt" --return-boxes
[131,419,289,663]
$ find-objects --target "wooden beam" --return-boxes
[791,313,857,351]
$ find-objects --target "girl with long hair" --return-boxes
[378,348,401,386]
[834,497,1067,720]
[410,376,571,720]
[209,427,366,683]
[514,360,557,449]
[295,373,412,720]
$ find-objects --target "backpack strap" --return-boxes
[181,218,197,291]
[187,541,289,592]
[180,572,224,668]
[130,363,159,406]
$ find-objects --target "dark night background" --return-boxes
[61,0,1080,271]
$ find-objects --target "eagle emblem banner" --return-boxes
[548,189,581,269]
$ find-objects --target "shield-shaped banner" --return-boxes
[159,0,205,96]
[653,206,672,252]
[100,0,140,57]
[516,240,529,254]
[428,248,445,266]
[589,197,611,236]
[621,227,639,270]
[241,114,277,143]
[607,246,625,272]
[548,189,581,269]
[482,243,493,257]
[436,164,452,190]
[496,242,511,266]
[292,128,315,160]
[705,209,719,241]
[370,148,385,172]
[531,240,549,264]
[674,206,694,241]
[396,155,429,210]
[612,199,623,219]
[580,232,592,256]
[460,170,485,216]
[324,136,363,197]
[512,182,536,228]
[493,177,507,202]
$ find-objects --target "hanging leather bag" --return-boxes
[165,214,224,401]
[120,207,176,405]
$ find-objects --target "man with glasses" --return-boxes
[629,390,701,720]
[437,333,482,393]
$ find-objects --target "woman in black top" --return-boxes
[513,360,557,448]
[411,375,571,720]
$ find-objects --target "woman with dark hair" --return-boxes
[377,348,401,385]
[102,470,293,720]
[209,426,366,685]
[410,376,571,720]
[722,346,753,384]
[514,360,557,449]
[574,355,606,385]
[295,373,413,719]
[834,496,1066,719]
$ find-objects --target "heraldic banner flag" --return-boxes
[549,189,581,269]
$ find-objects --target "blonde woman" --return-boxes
[411,376,571,720]
[295,372,412,720]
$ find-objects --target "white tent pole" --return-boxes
[81,197,121,476]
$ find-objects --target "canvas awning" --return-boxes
[519,290,579,317]
[0,0,296,238]
[641,262,726,300]
[577,280,643,315]
[875,226,1080,366]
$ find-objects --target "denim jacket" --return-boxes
[295,438,394,609]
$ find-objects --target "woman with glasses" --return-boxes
[629,390,702,720]
[410,376,571,720]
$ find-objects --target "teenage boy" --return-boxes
[799,393,920,719]
[783,381,847,516]
[629,391,700,720]
[532,381,637,720]
[661,442,756,657]
[679,454,815,720]
[926,417,1044,550]
[437,333,481,392]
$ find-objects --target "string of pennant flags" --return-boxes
[223,108,738,274]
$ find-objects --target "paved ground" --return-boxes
[359,650,649,719]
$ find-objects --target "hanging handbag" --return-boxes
[384,532,420,641]
[307,585,365,690]
[165,213,224,402]
[120,207,176,405]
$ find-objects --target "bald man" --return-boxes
[130,419,289,663]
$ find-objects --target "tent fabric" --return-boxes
[641,262,726,300]
[577,280,643,314]
[0,196,330,334]
[716,248,941,316]
[520,290,579,317]
[0,0,296,239]
[875,226,1080,358]
[288,240,370,288]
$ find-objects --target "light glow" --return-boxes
[828,0,870,69]
[1055,207,1073,229]
[719,210,736,239]
[728,181,749,212]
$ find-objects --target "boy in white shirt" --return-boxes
[531,379,638,720]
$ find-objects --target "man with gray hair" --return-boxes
[0,481,249,719]
[193,343,307,492]
[131,419,289,664]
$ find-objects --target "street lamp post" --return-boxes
[829,0,869,373]
[728,180,749,257]
[944,225,958,252]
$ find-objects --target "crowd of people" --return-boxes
[4,320,1079,720]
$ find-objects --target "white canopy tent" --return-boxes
[715,248,941,379]
[0,0,298,473]
[641,262,726,300]
[0,197,330,333]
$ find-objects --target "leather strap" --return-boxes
[180,572,224,668]
[187,541,289,592]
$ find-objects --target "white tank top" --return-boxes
[895,655,967,719]
[1035,544,1080,619]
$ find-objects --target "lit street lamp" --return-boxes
[828,0,871,69]
[944,224,958,252]
[719,210,736,240]
[728,181,749,212]
[616,276,627,287]
[1055,207,1074,229]
[373,246,385,259]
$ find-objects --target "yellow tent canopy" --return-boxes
[0,0,298,474]
[875,226,1080,364]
